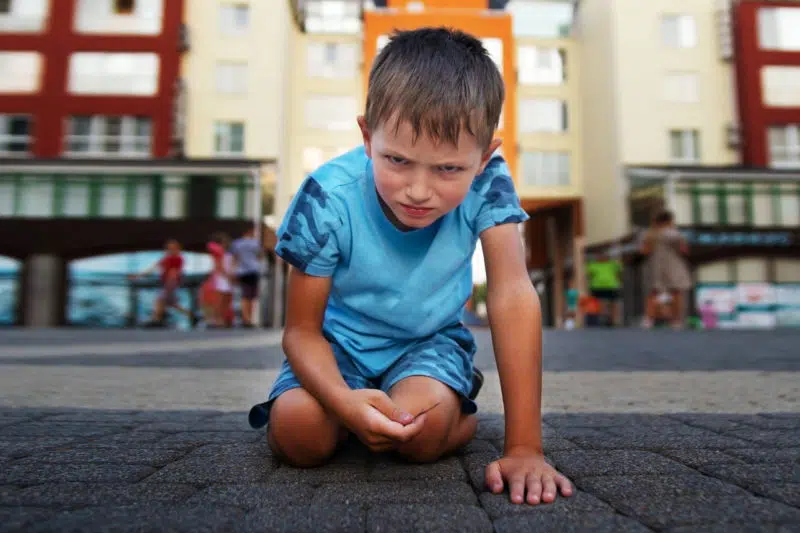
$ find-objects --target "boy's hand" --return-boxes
[337,389,426,452]
[486,447,573,505]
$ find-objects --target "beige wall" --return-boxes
[182,0,284,160]
[516,37,584,201]
[577,0,739,244]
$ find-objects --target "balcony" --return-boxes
[289,0,365,33]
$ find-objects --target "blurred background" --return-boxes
[0,0,798,331]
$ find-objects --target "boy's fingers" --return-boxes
[485,461,504,494]
[368,392,413,425]
[556,474,574,496]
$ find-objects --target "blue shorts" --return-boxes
[249,324,478,429]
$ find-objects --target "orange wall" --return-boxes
[386,0,488,8]
[362,10,517,183]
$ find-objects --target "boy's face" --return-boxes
[166,241,179,254]
[358,115,501,230]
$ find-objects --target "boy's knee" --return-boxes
[267,389,340,467]
[396,412,477,463]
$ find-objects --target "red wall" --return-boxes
[734,0,800,167]
[0,0,184,158]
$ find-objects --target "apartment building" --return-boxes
[576,0,800,328]
[284,0,585,325]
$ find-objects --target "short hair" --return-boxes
[364,27,505,149]
[654,209,674,225]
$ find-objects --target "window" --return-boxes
[779,186,800,226]
[18,176,53,217]
[0,0,48,32]
[518,46,565,85]
[219,3,248,35]
[758,7,800,51]
[506,0,573,38]
[663,72,699,103]
[75,0,163,35]
[305,1,360,34]
[669,129,700,163]
[215,61,247,94]
[482,38,503,74]
[725,184,750,226]
[519,98,567,133]
[114,0,135,14]
[0,114,32,155]
[768,125,800,169]
[697,191,719,225]
[302,147,325,173]
[306,42,358,79]
[305,95,357,130]
[0,52,42,93]
[521,151,570,186]
[662,14,697,48]
[0,0,11,15]
[761,66,800,107]
[68,52,158,96]
[64,115,151,157]
[214,121,245,155]
[161,176,186,219]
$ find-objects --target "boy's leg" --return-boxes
[387,375,477,463]
[381,325,479,463]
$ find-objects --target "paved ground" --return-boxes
[0,328,798,532]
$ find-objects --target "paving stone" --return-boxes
[664,524,800,533]
[142,452,275,484]
[187,441,272,458]
[0,484,21,506]
[88,431,173,445]
[727,429,800,448]
[568,432,753,450]
[0,422,120,438]
[9,482,197,508]
[268,462,371,485]
[461,451,501,491]
[327,440,373,465]
[550,450,695,478]
[135,420,249,432]
[130,411,220,423]
[0,416,28,428]
[370,456,467,482]
[457,439,497,455]
[547,413,687,429]
[741,416,800,430]
[659,448,746,469]
[26,504,246,533]
[1,462,155,485]
[479,489,611,520]
[157,431,260,445]
[748,482,800,508]
[0,507,55,533]
[699,464,800,489]
[39,413,139,425]
[726,448,800,464]
[366,504,492,533]
[494,512,652,533]
[185,482,315,510]
[16,446,189,467]
[0,438,78,459]
[475,417,505,440]
[242,504,365,533]
[315,480,478,506]
[667,413,756,433]
[578,474,800,530]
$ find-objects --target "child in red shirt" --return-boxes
[129,239,192,327]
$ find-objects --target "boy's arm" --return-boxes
[282,267,424,449]
[480,223,543,452]
[480,223,573,505]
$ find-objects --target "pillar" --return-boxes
[546,215,564,328]
[23,254,66,327]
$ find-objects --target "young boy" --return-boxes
[249,27,572,506]
[128,238,191,327]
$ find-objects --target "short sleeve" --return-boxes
[471,156,530,235]
[275,176,344,277]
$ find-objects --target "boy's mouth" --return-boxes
[399,203,433,218]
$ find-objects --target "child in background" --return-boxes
[564,278,580,330]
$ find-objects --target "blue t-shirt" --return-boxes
[275,146,528,379]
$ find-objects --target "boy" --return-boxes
[128,239,191,327]
[249,27,572,506]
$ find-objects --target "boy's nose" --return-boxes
[405,174,432,204]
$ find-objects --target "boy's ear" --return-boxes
[357,116,372,158]
[478,138,503,173]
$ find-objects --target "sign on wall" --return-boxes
[695,282,800,329]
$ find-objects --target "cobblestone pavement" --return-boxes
[0,328,798,532]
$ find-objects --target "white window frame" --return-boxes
[661,14,697,49]
[0,113,33,155]
[219,3,249,35]
[669,129,700,164]
[305,95,358,131]
[758,6,800,52]
[305,1,361,35]
[521,151,570,187]
[663,72,699,103]
[768,124,800,169]
[518,45,565,86]
[0,0,48,33]
[214,121,245,156]
[761,66,800,108]
[215,61,248,94]
[67,52,159,96]
[64,115,152,158]
[519,98,568,133]
[306,42,358,79]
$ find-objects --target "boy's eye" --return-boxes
[438,165,462,173]
[386,155,408,165]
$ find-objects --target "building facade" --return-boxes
[282,0,586,326]
[578,0,800,327]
